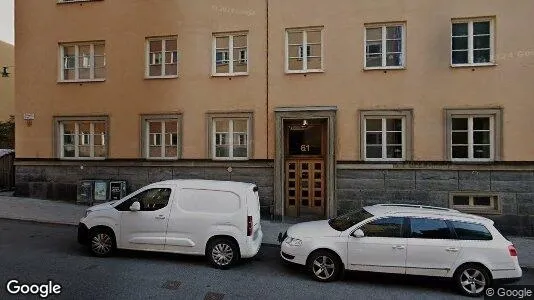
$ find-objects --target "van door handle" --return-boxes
[155,215,166,220]
[392,245,405,250]
[446,247,459,252]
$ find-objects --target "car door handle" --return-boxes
[392,245,405,250]
[446,247,459,252]
[155,215,166,220]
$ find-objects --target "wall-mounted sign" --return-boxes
[23,113,35,120]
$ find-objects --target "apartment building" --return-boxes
[15,0,534,234]
[0,41,14,122]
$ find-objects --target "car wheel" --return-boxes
[89,229,115,257]
[308,250,341,282]
[207,238,239,269]
[454,264,491,297]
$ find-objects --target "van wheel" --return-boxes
[454,264,491,297]
[207,238,239,269]
[308,250,341,282]
[89,228,115,257]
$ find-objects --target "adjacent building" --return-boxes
[0,40,14,121]
[15,0,534,234]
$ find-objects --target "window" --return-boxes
[446,109,501,161]
[58,119,107,159]
[451,18,494,66]
[450,194,500,214]
[286,27,323,73]
[365,24,405,69]
[142,115,181,159]
[451,221,493,240]
[361,110,412,161]
[212,33,248,75]
[360,217,404,238]
[116,188,171,212]
[328,209,374,232]
[212,118,250,160]
[146,37,178,77]
[60,42,106,81]
[409,218,452,239]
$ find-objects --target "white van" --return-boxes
[78,179,263,269]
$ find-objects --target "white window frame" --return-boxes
[144,118,181,160]
[451,18,495,67]
[449,193,501,214]
[363,116,406,161]
[212,33,249,76]
[285,27,324,73]
[57,119,107,160]
[145,37,178,79]
[449,115,494,162]
[59,42,106,82]
[209,116,252,161]
[364,23,406,70]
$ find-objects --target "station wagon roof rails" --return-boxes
[375,203,459,212]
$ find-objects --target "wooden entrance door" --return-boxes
[284,120,326,218]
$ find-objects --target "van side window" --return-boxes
[115,188,172,211]
[360,217,403,238]
[451,221,493,240]
[409,218,452,239]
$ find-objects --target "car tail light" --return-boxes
[247,216,253,236]
[508,245,518,257]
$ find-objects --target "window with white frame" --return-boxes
[365,24,405,68]
[213,33,248,75]
[363,117,405,160]
[146,37,178,77]
[286,27,323,72]
[60,42,106,81]
[450,116,494,161]
[59,120,107,159]
[211,118,250,160]
[451,19,494,65]
[450,194,500,213]
[144,118,180,159]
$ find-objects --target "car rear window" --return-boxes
[409,218,452,239]
[451,221,493,240]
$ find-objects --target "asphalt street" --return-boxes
[0,219,533,300]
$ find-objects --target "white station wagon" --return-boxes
[78,179,263,269]
[279,204,522,297]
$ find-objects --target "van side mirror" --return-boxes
[352,229,364,238]
[129,201,141,212]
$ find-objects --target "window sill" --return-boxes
[58,79,106,84]
[364,159,406,162]
[57,0,103,4]
[452,207,502,215]
[363,66,406,71]
[144,75,179,80]
[59,157,106,160]
[451,159,495,163]
[212,158,250,161]
[211,73,249,77]
[145,157,180,160]
[450,63,497,68]
[285,70,324,75]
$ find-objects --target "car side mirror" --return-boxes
[129,201,141,212]
[352,229,364,238]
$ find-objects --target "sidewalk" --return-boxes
[1,193,533,268]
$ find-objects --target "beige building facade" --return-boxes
[15,0,534,233]
[0,41,14,122]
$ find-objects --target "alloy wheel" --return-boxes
[91,233,113,256]
[312,255,336,280]
[460,268,486,295]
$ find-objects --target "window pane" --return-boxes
[307,30,322,44]
[149,146,161,158]
[366,41,382,54]
[386,119,402,131]
[453,196,470,206]
[452,118,468,130]
[452,37,468,50]
[216,146,230,158]
[165,39,177,51]
[473,117,490,130]
[410,218,451,239]
[366,146,382,159]
[386,40,402,53]
[308,57,322,70]
[149,121,162,133]
[287,31,303,45]
[215,36,229,49]
[165,146,177,158]
[452,146,469,158]
[288,58,303,70]
[451,221,492,241]
[94,44,105,55]
[474,36,490,49]
[452,23,468,36]
[94,146,106,158]
[361,217,403,238]
[473,145,491,158]
[474,131,490,144]
[473,196,491,206]
[452,51,468,64]
[366,119,382,131]
[79,146,90,158]
[150,40,162,52]
[386,53,402,66]
[474,50,490,63]
[366,55,382,68]
[386,146,403,158]
[386,26,402,39]
[149,65,162,77]
[452,132,468,145]
[473,21,490,35]
[366,132,382,145]
[215,120,229,132]
[366,28,382,40]
[165,64,177,76]
[308,44,321,58]
[386,132,402,144]
[94,56,106,69]
[233,35,247,48]
[233,146,247,158]
[288,45,301,58]
[63,146,75,158]
[233,119,247,132]
[138,188,171,211]
[165,121,177,135]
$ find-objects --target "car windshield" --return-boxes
[328,209,374,231]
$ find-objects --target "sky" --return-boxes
[0,0,14,44]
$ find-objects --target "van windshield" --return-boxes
[328,209,374,231]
